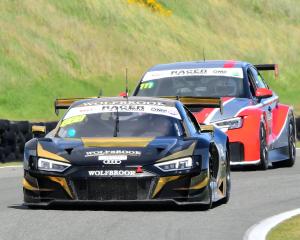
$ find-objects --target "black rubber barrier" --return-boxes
[0,120,58,163]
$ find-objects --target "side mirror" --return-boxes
[200,124,214,133]
[119,92,127,97]
[32,125,46,138]
[255,88,273,99]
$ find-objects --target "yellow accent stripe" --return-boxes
[22,178,53,191]
[55,97,97,108]
[152,176,182,198]
[200,125,214,132]
[23,178,39,191]
[32,125,46,133]
[81,137,154,148]
[175,177,209,190]
[48,177,73,199]
[37,143,69,163]
[162,96,221,106]
[217,179,225,197]
[156,142,196,163]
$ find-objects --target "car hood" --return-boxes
[193,97,253,123]
[37,137,197,166]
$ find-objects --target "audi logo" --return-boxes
[103,159,122,165]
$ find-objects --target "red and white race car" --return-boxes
[133,60,296,169]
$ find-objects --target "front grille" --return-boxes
[71,178,153,201]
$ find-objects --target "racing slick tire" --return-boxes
[203,157,213,210]
[273,115,296,168]
[203,177,213,210]
[259,123,269,170]
[220,146,231,204]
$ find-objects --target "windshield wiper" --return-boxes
[113,106,119,137]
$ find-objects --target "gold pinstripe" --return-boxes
[37,143,70,163]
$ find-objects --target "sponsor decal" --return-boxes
[101,105,144,112]
[81,100,165,107]
[85,150,142,157]
[88,170,136,176]
[142,68,244,82]
[170,68,207,76]
[64,104,181,120]
[98,155,128,161]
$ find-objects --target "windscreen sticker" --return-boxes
[64,104,182,120]
[140,81,155,89]
[60,115,86,127]
[142,68,244,82]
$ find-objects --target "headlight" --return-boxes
[38,158,71,172]
[155,157,193,172]
[212,117,243,130]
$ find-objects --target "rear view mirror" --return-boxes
[200,124,214,133]
[255,88,273,99]
[32,125,46,138]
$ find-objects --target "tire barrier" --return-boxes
[0,120,57,163]
[297,117,300,141]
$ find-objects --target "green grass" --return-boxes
[0,161,22,167]
[267,215,300,240]
[0,0,300,120]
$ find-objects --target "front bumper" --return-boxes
[23,167,210,206]
[228,141,260,166]
[225,115,261,164]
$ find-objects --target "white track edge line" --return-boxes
[243,208,300,240]
[0,165,22,169]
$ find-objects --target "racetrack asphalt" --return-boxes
[0,151,299,240]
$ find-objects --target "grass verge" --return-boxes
[0,161,22,167]
[267,215,300,240]
[0,0,300,120]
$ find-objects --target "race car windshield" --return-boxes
[56,112,184,138]
[136,76,245,98]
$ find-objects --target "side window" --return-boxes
[250,67,268,89]
[247,68,256,97]
[184,106,199,133]
[258,72,269,89]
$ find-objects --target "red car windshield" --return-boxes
[136,76,246,98]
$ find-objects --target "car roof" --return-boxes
[148,60,250,71]
[71,96,179,108]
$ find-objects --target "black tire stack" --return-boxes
[0,120,57,163]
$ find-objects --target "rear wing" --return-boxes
[161,96,223,114]
[54,97,98,115]
[54,96,223,115]
[254,64,279,79]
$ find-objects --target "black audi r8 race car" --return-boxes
[23,97,230,209]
